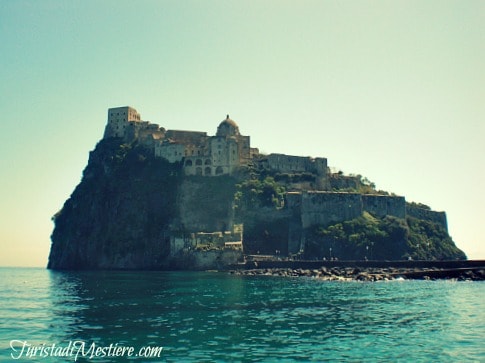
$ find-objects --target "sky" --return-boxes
[0,0,483,267]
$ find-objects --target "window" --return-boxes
[205,167,211,175]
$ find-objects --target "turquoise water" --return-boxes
[0,268,484,362]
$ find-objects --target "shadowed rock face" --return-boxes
[48,139,466,271]
[48,139,181,270]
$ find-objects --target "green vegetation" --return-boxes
[329,173,383,194]
[407,217,466,260]
[407,201,431,210]
[273,172,316,184]
[234,176,286,210]
[306,212,465,261]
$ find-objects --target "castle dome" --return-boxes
[216,114,240,137]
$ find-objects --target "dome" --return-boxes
[220,114,238,128]
[216,115,240,137]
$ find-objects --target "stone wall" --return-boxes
[177,177,237,233]
[406,205,448,231]
[266,154,327,176]
[329,174,360,190]
[287,191,363,229]
[104,106,141,138]
[362,195,406,219]
[287,192,407,230]
[155,142,185,163]
[286,191,409,254]
[165,130,208,146]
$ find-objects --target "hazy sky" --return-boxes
[0,0,483,267]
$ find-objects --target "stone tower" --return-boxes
[103,106,141,138]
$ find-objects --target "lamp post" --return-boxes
[365,245,369,261]
[329,247,332,260]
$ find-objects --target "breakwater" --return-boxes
[229,259,485,281]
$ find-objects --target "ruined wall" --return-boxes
[406,205,448,231]
[362,195,406,219]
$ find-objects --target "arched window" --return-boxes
[196,159,203,166]
[205,167,211,175]
[196,167,203,176]
[185,160,193,166]
[216,166,224,175]
[205,159,211,165]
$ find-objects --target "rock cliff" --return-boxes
[48,139,466,270]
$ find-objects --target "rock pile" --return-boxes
[229,267,485,281]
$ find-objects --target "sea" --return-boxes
[0,267,483,362]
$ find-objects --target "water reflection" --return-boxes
[47,271,250,357]
[42,270,485,362]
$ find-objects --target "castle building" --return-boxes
[102,107,329,181]
[104,107,252,176]
[104,106,141,138]
[182,115,251,176]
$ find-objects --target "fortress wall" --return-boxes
[286,193,304,254]
[406,206,448,231]
[301,192,363,228]
[177,177,236,232]
[267,154,314,173]
[314,158,328,176]
[286,191,363,255]
[362,195,406,219]
[266,154,328,189]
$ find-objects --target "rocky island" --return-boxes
[48,106,466,271]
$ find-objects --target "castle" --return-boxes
[103,106,448,258]
[104,106,328,180]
